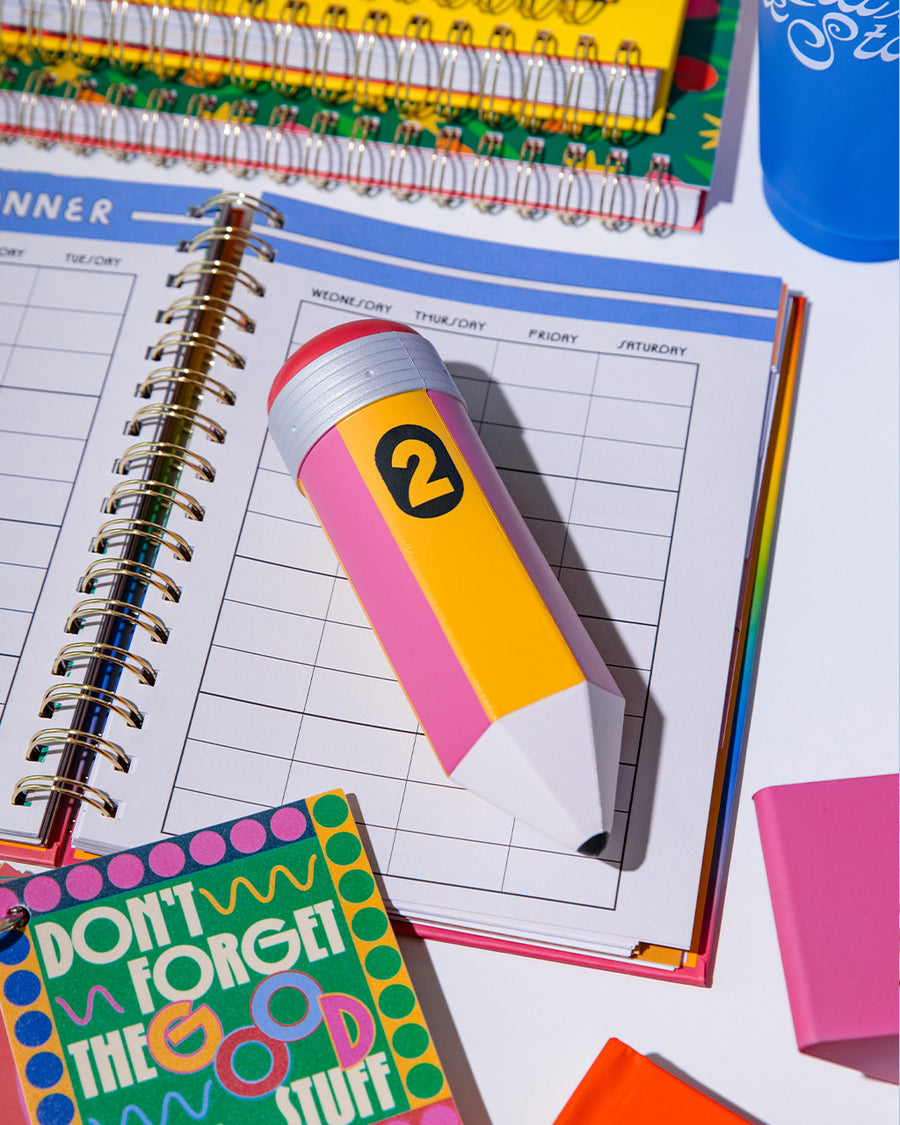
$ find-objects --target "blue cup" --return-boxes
[758,1,899,261]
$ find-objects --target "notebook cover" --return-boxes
[753,774,899,1083]
[0,791,460,1124]
[552,1036,752,1123]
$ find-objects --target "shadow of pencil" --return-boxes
[446,358,663,872]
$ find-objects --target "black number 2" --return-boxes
[374,424,464,519]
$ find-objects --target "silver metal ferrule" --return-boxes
[268,329,464,477]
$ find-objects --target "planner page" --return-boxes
[0,172,783,961]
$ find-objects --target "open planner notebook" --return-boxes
[0,170,804,982]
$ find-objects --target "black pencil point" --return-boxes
[577,832,608,857]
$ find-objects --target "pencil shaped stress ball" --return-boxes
[267,320,625,854]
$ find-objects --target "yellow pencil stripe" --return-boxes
[337,391,582,719]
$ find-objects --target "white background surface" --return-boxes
[3,2,898,1120]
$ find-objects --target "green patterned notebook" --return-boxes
[0,791,459,1125]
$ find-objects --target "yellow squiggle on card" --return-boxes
[198,857,316,914]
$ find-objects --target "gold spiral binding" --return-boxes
[513,135,543,218]
[28,730,131,773]
[58,77,97,154]
[436,20,472,119]
[272,0,309,95]
[65,599,171,645]
[520,28,554,131]
[99,82,137,160]
[597,146,627,229]
[305,108,339,187]
[39,683,144,729]
[53,642,157,687]
[223,97,259,176]
[347,114,380,194]
[178,221,277,262]
[103,479,206,523]
[126,400,227,444]
[395,14,431,115]
[429,125,461,206]
[181,92,219,172]
[78,557,182,602]
[602,38,638,141]
[352,8,389,109]
[263,103,298,183]
[387,119,421,201]
[556,0,601,24]
[19,70,56,148]
[91,517,194,560]
[311,5,348,102]
[471,129,503,213]
[12,776,118,817]
[555,140,586,225]
[67,0,102,68]
[230,0,264,88]
[147,330,246,373]
[137,365,237,406]
[15,191,281,848]
[140,87,177,164]
[168,257,266,297]
[641,152,672,236]
[560,33,594,136]
[115,438,215,481]
[478,24,514,125]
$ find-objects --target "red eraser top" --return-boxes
[267,319,417,412]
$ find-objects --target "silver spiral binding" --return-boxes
[187,0,222,85]
[230,0,264,89]
[435,20,472,119]
[0,903,29,936]
[597,146,628,230]
[139,87,177,164]
[180,91,218,172]
[602,38,638,141]
[67,0,100,68]
[471,129,503,213]
[352,8,389,109]
[395,14,431,115]
[16,193,281,837]
[641,152,671,235]
[24,0,65,64]
[387,119,422,201]
[520,28,554,131]
[58,76,96,154]
[305,108,339,187]
[555,140,585,224]
[148,0,178,79]
[513,135,543,218]
[273,0,310,95]
[478,24,513,125]
[108,0,140,74]
[223,97,258,176]
[264,103,299,184]
[560,33,594,135]
[99,81,137,160]
[429,124,462,205]
[19,70,55,148]
[311,5,348,102]
[347,114,380,194]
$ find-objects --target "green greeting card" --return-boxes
[0,791,459,1125]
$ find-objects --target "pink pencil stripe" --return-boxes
[431,392,622,698]
[300,425,490,771]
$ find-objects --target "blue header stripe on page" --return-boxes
[0,173,213,244]
[266,194,785,311]
[272,237,779,342]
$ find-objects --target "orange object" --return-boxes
[553,1038,751,1125]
